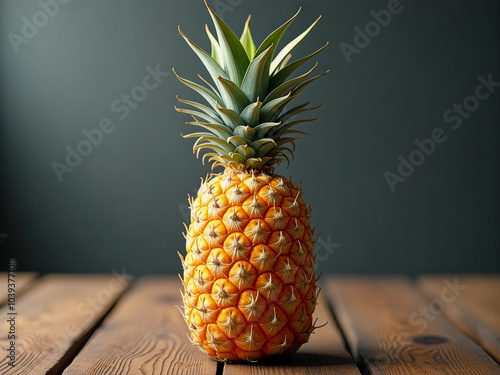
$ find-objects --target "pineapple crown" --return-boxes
[174,0,329,171]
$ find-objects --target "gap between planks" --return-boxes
[0,273,131,375]
[62,276,219,375]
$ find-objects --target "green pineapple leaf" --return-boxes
[240,15,256,60]
[227,152,247,164]
[270,15,322,74]
[270,118,317,139]
[241,44,273,103]
[253,122,282,138]
[254,8,301,58]
[176,96,222,122]
[174,106,221,125]
[253,8,301,84]
[186,118,234,139]
[234,144,256,158]
[196,143,230,158]
[291,69,330,96]
[233,125,256,139]
[252,138,278,157]
[216,105,244,129]
[269,43,329,90]
[192,134,235,154]
[264,62,319,105]
[248,156,273,168]
[178,26,228,88]
[278,102,323,123]
[228,135,250,147]
[173,68,221,111]
[205,25,223,67]
[240,99,262,127]
[217,76,251,113]
[260,92,296,122]
[205,0,249,85]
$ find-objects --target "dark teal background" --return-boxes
[1,0,499,276]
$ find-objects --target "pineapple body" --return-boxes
[181,167,317,361]
[175,0,329,362]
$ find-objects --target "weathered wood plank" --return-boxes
[326,276,500,375]
[223,291,361,375]
[62,276,218,375]
[0,272,38,306]
[418,274,500,363]
[0,273,130,375]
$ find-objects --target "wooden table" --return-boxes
[0,273,499,375]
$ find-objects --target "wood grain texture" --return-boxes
[0,273,130,375]
[418,274,500,363]
[0,272,38,306]
[62,276,218,375]
[326,276,500,375]
[222,291,361,375]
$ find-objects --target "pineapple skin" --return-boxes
[181,166,317,362]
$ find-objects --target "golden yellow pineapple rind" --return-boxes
[180,168,319,362]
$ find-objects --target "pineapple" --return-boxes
[175,1,329,362]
